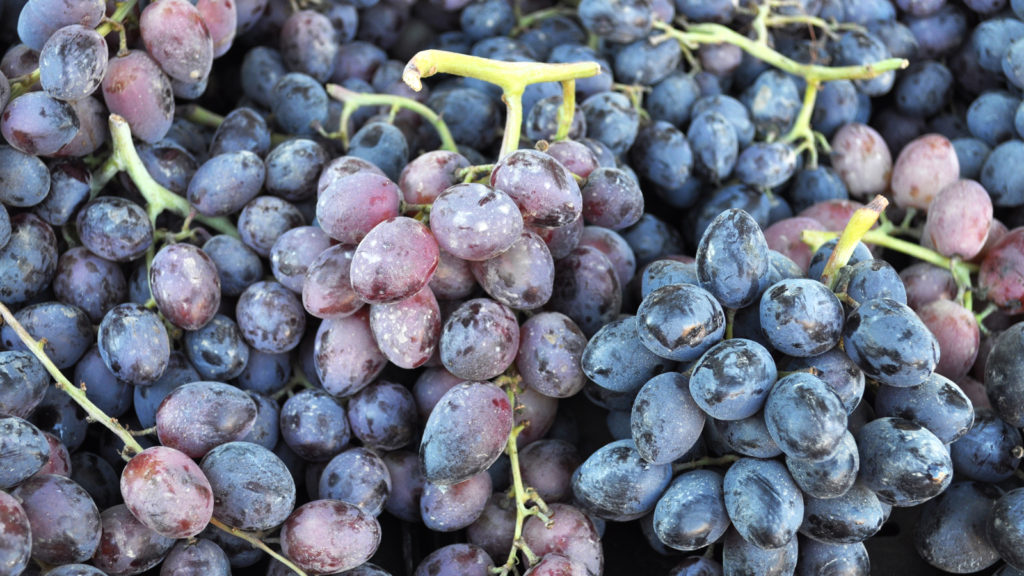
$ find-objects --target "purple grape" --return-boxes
[236,280,307,354]
[0,351,48,419]
[102,50,175,143]
[38,24,107,101]
[16,0,105,50]
[0,416,50,489]
[140,0,214,84]
[430,182,524,261]
[516,311,587,398]
[270,225,332,294]
[1,91,79,155]
[519,439,582,503]
[76,196,153,263]
[399,150,471,205]
[302,244,363,319]
[490,148,583,228]
[91,504,175,575]
[420,470,492,532]
[315,307,387,397]
[187,151,266,217]
[0,490,31,575]
[319,447,391,517]
[12,474,101,564]
[150,242,221,331]
[317,170,400,245]
[120,446,214,538]
[280,9,338,82]
[209,107,271,157]
[470,230,554,310]
[0,301,91,370]
[281,500,381,574]
[419,381,513,485]
[98,303,170,386]
[53,246,127,324]
[522,503,603,575]
[439,298,520,381]
[0,213,58,306]
[160,538,231,576]
[156,381,258,459]
[547,245,622,338]
[351,216,440,304]
[236,195,305,258]
[413,543,494,576]
[200,441,296,531]
[280,388,351,461]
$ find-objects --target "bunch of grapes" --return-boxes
[4,0,1024,574]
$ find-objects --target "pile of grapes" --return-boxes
[5,0,1024,573]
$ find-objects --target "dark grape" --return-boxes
[314,308,387,397]
[91,504,175,575]
[156,381,258,459]
[280,388,351,462]
[856,417,952,507]
[319,446,391,517]
[98,303,170,386]
[281,500,381,574]
[12,473,101,564]
[200,441,296,531]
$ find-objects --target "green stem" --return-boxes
[458,164,496,183]
[0,302,146,457]
[553,79,577,142]
[672,453,740,474]
[653,21,907,83]
[512,5,577,34]
[90,154,123,198]
[491,379,549,575]
[725,308,736,340]
[819,195,888,290]
[107,114,239,238]
[801,228,982,275]
[402,50,600,159]
[209,518,308,576]
[781,80,821,167]
[179,104,225,129]
[324,84,459,153]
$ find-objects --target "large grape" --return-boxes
[280,500,381,574]
[120,446,214,539]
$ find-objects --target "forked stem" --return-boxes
[325,84,459,152]
[402,50,600,159]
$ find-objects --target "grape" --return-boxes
[580,166,645,230]
[764,372,847,460]
[413,543,494,576]
[140,0,213,85]
[188,151,265,217]
[74,346,132,418]
[438,298,519,381]
[856,417,952,507]
[270,225,332,294]
[13,473,101,564]
[628,372,704,465]
[0,490,31,576]
[38,24,107,101]
[721,526,797,575]
[420,470,492,532]
[913,480,1002,573]
[523,553,589,576]
[0,416,50,489]
[281,500,381,574]
[76,196,153,263]
[800,482,891,544]
[695,209,770,309]
[785,430,859,499]
[236,280,306,354]
[0,144,47,209]
[280,389,351,462]
[425,86,501,151]
[430,183,524,261]
[302,244,362,319]
[419,381,513,485]
[759,278,844,357]
[577,0,651,43]
[237,195,305,258]
[988,488,1024,571]
[202,234,263,298]
[156,381,258,459]
[470,230,554,310]
[515,312,587,398]
[1,91,79,155]
[653,469,729,552]
[98,303,170,386]
[16,0,105,51]
[979,228,1024,314]
[150,242,221,331]
[829,123,893,198]
[102,50,175,143]
[0,351,48,419]
[183,314,250,381]
[490,148,583,228]
[950,408,1022,482]
[120,446,214,539]
[351,216,439,304]
[398,150,471,205]
[160,539,231,576]
[346,380,417,451]
[209,107,270,157]
[571,438,672,522]
[319,447,391,517]
[890,133,960,209]
[53,246,128,324]
[91,504,176,575]
[843,298,940,388]
[280,10,338,82]
[523,503,603,575]
[1,301,91,370]
[272,72,329,137]
[200,441,296,531]
[314,308,387,397]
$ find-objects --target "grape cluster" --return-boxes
[3,0,1024,574]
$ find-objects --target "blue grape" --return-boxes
[690,338,777,421]
[0,144,48,208]
[1,301,91,370]
[653,469,729,551]
[696,208,771,309]
[856,417,952,507]
[914,481,1002,573]
[950,408,1022,482]
[571,439,672,522]
[200,441,296,531]
[724,457,803,550]
[580,91,640,157]
[76,196,153,263]
[272,72,329,136]
[631,372,705,465]
[98,303,170,385]
[280,388,351,462]
[800,482,891,544]
[319,447,391,517]
[636,283,726,362]
[764,372,847,460]
[582,315,674,394]
[759,278,844,357]
[209,107,271,157]
[785,431,859,499]
[988,488,1024,571]
[236,281,306,354]
[577,0,652,43]
[843,297,940,388]
[0,416,50,489]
